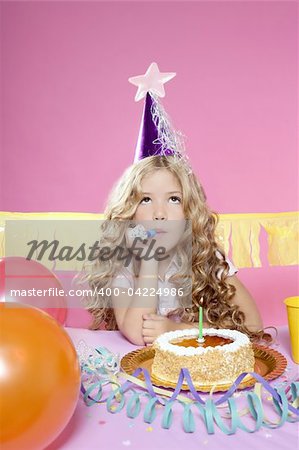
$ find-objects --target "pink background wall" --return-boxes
[1,1,298,327]
[1,1,297,214]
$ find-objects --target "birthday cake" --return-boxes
[151,328,255,386]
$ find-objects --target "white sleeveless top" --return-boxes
[111,251,238,316]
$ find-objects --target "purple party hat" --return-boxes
[129,62,192,171]
[134,92,182,162]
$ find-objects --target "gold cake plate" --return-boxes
[120,344,287,393]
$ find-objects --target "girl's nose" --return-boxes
[153,209,167,220]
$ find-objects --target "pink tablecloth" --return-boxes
[46,326,298,450]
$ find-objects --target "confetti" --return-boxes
[122,440,131,446]
[98,420,106,425]
[146,426,153,432]
[128,423,134,428]
[203,440,209,445]
[265,433,272,438]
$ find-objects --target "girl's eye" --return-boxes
[140,197,151,204]
[170,196,181,204]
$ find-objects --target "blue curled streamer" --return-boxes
[291,382,299,402]
[126,390,141,419]
[288,382,299,423]
[206,399,235,435]
[82,378,122,406]
[161,400,175,429]
[203,398,216,434]
[267,386,289,428]
[143,395,160,423]
[244,392,264,433]
[79,356,299,434]
[190,402,207,431]
[106,387,126,414]
[226,398,243,433]
[182,403,196,433]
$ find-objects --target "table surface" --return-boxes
[46,326,299,450]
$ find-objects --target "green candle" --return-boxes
[198,296,204,342]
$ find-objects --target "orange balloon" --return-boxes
[0,304,81,450]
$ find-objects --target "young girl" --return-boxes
[82,155,264,346]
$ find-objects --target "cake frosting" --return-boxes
[151,328,255,386]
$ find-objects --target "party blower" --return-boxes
[128,224,157,240]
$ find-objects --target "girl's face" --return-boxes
[132,169,186,253]
[134,169,185,221]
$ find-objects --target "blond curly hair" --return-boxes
[80,155,268,342]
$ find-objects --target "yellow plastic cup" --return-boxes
[284,296,299,364]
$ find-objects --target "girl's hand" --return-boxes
[142,313,177,345]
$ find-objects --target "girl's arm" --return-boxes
[111,259,160,345]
